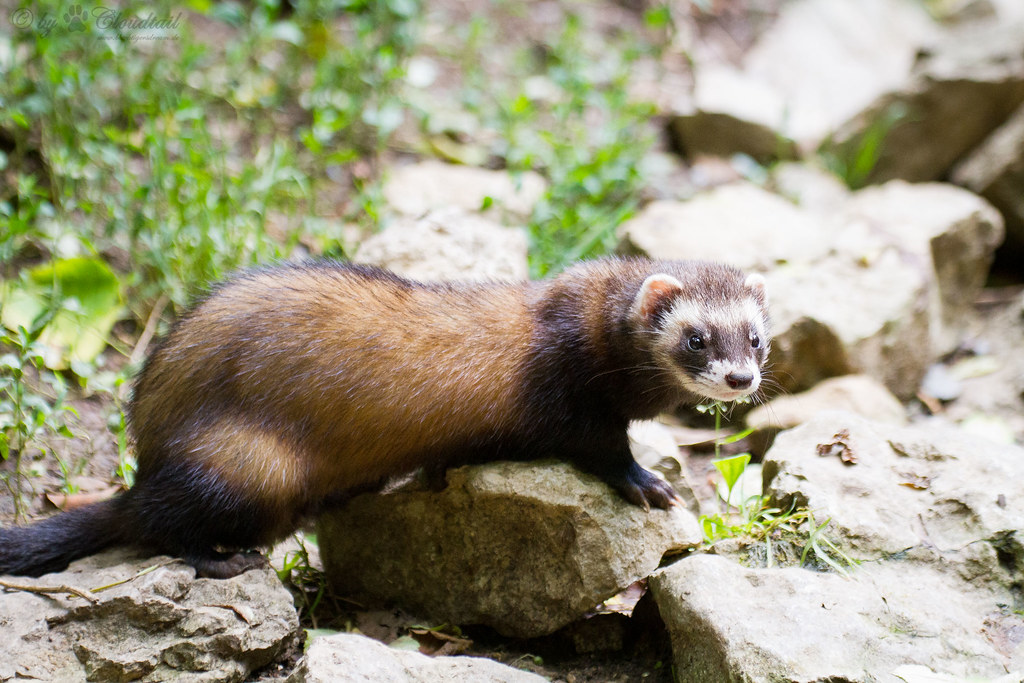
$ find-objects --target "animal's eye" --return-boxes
[751,334,761,349]
[687,334,705,351]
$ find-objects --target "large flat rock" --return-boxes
[318,461,700,638]
[651,554,1023,682]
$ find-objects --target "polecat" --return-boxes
[0,258,769,578]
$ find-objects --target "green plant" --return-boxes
[697,401,857,575]
[800,510,856,575]
[276,533,333,629]
[462,13,657,277]
[819,102,907,189]
[291,0,420,227]
[295,0,420,163]
[54,447,85,496]
[0,174,56,266]
[0,322,76,519]
[102,374,135,489]
[712,451,752,509]
[0,0,381,313]
[1,257,123,369]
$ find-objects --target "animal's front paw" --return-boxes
[610,461,680,511]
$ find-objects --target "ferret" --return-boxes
[0,258,769,579]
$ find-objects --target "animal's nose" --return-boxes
[725,372,753,390]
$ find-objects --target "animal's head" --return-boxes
[631,263,770,403]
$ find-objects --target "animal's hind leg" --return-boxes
[129,418,310,578]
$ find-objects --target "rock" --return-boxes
[618,183,829,272]
[924,0,998,23]
[383,160,547,221]
[620,177,1001,398]
[288,632,545,683]
[765,250,932,399]
[746,374,906,432]
[920,362,965,401]
[670,0,938,157]
[318,461,701,639]
[670,66,797,163]
[637,150,698,203]
[935,296,1024,443]
[829,21,1024,185]
[767,161,851,214]
[838,181,1004,354]
[763,412,1024,563]
[650,553,1024,682]
[628,421,681,473]
[650,412,1024,681]
[353,207,529,282]
[990,0,1024,22]
[629,420,702,516]
[0,549,298,682]
[952,102,1024,262]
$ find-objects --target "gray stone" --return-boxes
[650,412,1024,681]
[618,183,829,272]
[354,207,529,282]
[767,161,851,214]
[670,0,938,157]
[829,22,1024,184]
[0,550,298,682]
[838,181,1004,354]
[650,554,1023,683]
[288,632,545,683]
[746,374,907,432]
[760,179,1001,397]
[383,160,546,221]
[318,461,701,638]
[670,66,797,163]
[629,420,702,517]
[990,0,1024,22]
[953,102,1024,261]
[763,412,1024,564]
[765,250,932,398]
[920,362,965,401]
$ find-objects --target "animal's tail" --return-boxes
[0,496,131,577]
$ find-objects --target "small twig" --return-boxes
[90,558,180,593]
[0,558,181,603]
[128,293,170,369]
[0,578,100,604]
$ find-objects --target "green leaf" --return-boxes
[1,258,124,371]
[303,628,340,651]
[643,5,671,28]
[719,426,755,445]
[712,453,751,493]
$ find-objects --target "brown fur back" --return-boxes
[130,264,535,513]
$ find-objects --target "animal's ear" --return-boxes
[744,273,766,296]
[632,273,684,325]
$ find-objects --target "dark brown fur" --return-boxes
[0,258,768,578]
